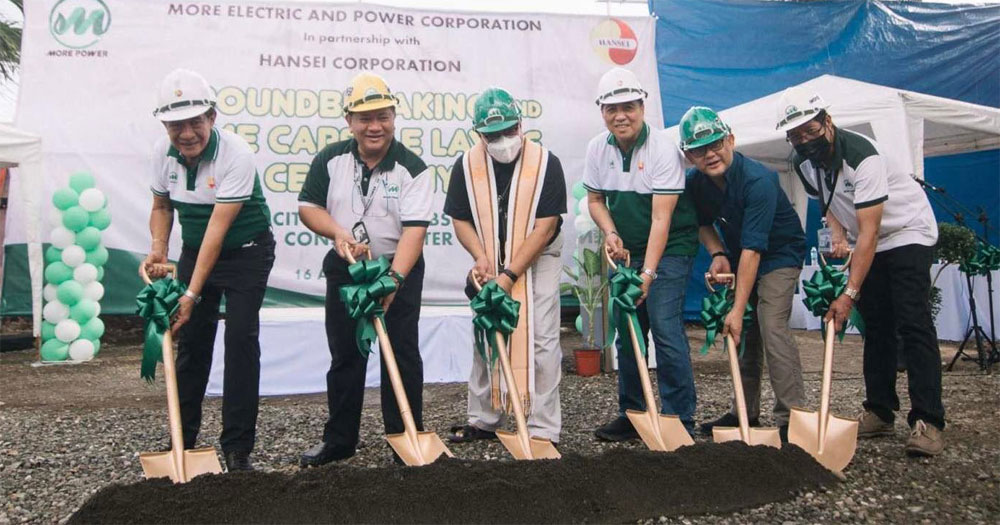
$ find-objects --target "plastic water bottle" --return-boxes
[810,247,818,266]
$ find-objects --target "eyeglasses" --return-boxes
[687,138,726,159]
[785,123,826,145]
[164,115,210,133]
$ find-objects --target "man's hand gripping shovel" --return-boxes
[341,243,453,466]
[605,247,694,452]
[138,263,223,483]
[706,273,781,449]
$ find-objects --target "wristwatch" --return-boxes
[711,251,728,259]
[183,289,202,304]
[842,286,859,301]
[388,270,406,288]
[642,268,657,280]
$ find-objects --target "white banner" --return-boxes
[9,0,662,309]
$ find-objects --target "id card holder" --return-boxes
[352,221,371,245]
[817,227,832,255]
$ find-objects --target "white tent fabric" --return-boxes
[0,123,43,336]
[664,74,1000,225]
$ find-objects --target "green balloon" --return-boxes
[571,181,587,200]
[80,317,105,340]
[76,227,102,251]
[52,187,80,210]
[41,321,56,341]
[41,339,69,361]
[85,246,109,267]
[44,262,74,284]
[575,314,584,335]
[92,339,101,356]
[96,266,105,281]
[56,280,84,306]
[62,206,90,232]
[44,246,63,264]
[70,299,98,323]
[69,172,95,193]
[89,208,111,230]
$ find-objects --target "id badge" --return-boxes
[352,221,371,244]
[817,227,832,254]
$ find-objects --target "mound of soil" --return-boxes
[71,443,837,524]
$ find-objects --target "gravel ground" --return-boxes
[1,318,998,524]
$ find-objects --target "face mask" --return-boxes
[793,134,831,163]
[485,134,522,164]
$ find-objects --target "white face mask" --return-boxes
[485,134,523,164]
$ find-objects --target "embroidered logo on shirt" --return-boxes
[638,161,644,171]
[843,179,855,194]
[169,171,178,183]
[381,178,400,198]
[207,176,216,189]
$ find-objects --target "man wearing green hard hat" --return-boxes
[680,106,806,442]
[443,87,567,446]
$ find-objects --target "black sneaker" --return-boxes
[224,450,254,472]
[300,442,355,467]
[699,413,760,435]
[594,416,639,442]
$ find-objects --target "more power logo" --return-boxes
[49,0,111,50]
[590,18,638,65]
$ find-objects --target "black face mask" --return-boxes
[794,134,832,163]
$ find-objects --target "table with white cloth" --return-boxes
[789,264,1000,342]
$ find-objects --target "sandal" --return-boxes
[447,424,497,443]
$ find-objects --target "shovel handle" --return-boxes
[725,334,751,443]
[704,272,736,292]
[139,263,176,285]
[603,245,630,271]
[818,318,836,450]
[338,241,372,265]
[818,250,852,271]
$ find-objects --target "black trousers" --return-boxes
[857,243,945,430]
[176,231,275,453]
[322,250,425,448]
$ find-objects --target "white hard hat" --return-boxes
[595,67,647,106]
[775,86,828,132]
[153,68,217,122]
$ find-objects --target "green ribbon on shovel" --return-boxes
[698,285,753,356]
[607,265,647,358]
[960,241,1000,277]
[470,281,520,369]
[135,277,187,383]
[801,262,865,341]
[340,257,397,357]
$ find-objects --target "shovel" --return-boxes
[788,319,858,474]
[471,273,560,460]
[342,245,453,466]
[138,263,223,483]
[605,248,694,452]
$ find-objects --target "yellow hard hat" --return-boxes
[343,73,397,113]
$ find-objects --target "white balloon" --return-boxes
[55,319,81,343]
[43,300,69,323]
[73,263,99,284]
[78,188,107,212]
[574,215,595,234]
[578,199,592,221]
[68,339,96,362]
[60,245,86,267]
[83,281,105,301]
[43,284,59,303]
[51,227,76,249]
[49,208,65,229]
[93,302,102,317]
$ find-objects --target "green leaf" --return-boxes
[582,248,601,277]
[562,266,579,282]
[559,282,575,295]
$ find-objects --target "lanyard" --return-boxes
[815,166,839,218]
[355,161,380,219]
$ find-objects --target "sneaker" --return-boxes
[300,442,355,467]
[224,450,254,472]
[594,416,639,442]
[699,413,760,435]
[905,420,944,457]
[857,410,894,438]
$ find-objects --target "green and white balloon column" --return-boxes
[571,181,596,336]
[40,172,110,362]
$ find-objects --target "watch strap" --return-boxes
[501,269,518,282]
[183,289,202,304]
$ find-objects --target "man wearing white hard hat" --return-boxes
[298,73,433,466]
[584,67,700,441]
[778,86,945,456]
[144,68,275,472]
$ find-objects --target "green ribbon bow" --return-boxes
[607,265,647,358]
[960,241,1000,277]
[135,277,187,383]
[470,281,520,369]
[340,257,397,357]
[801,262,865,340]
[698,285,753,355]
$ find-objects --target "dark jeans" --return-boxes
[858,243,945,430]
[176,230,275,453]
[321,250,425,448]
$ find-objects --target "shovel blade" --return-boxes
[495,431,561,460]
[387,431,454,466]
[788,409,859,474]
[712,426,782,449]
[626,410,693,452]
[139,447,222,483]
[657,414,695,451]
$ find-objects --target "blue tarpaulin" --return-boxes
[648,0,1000,319]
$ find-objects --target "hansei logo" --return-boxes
[169,171,178,183]
[381,178,400,198]
[590,18,638,65]
[49,0,111,49]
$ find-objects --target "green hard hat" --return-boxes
[679,106,730,151]
[473,87,521,133]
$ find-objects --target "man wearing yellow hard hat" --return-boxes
[297,73,434,466]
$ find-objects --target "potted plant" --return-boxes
[561,241,609,376]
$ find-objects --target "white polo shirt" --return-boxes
[151,127,271,250]
[298,138,433,258]
[793,127,937,252]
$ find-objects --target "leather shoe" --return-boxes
[699,413,760,435]
[300,442,355,467]
[224,450,254,472]
[594,416,639,442]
